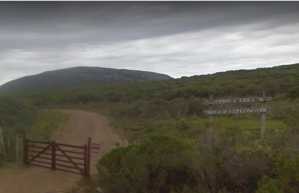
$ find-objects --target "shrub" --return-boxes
[256,177,283,193]
[0,97,35,132]
[97,136,200,193]
[0,97,36,161]
[274,154,299,193]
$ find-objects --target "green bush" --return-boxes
[0,97,35,132]
[28,110,68,140]
[0,97,36,161]
[256,177,283,193]
[255,154,299,193]
[275,155,299,193]
[97,136,200,193]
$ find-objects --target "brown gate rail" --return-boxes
[24,138,96,177]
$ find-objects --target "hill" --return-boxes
[37,63,299,104]
[0,66,172,94]
[1,63,299,193]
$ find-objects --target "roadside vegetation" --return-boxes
[28,110,68,140]
[1,63,299,193]
[0,97,67,164]
[0,97,35,162]
[95,101,299,193]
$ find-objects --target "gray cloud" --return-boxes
[0,2,299,85]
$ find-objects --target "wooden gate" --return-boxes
[24,137,100,176]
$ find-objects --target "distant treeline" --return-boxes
[9,63,298,107]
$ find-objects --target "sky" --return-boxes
[0,2,299,85]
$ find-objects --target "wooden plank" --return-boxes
[29,144,51,163]
[55,143,85,149]
[57,149,84,155]
[28,144,49,149]
[31,163,52,170]
[29,151,52,157]
[55,153,84,160]
[55,144,84,174]
[31,159,52,166]
[56,158,84,166]
[28,155,51,161]
[29,149,51,154]
[27,139,51,145]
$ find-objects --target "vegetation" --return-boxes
[7,63,297,107]
[0,97,67,163]
[0,66,171,94]
[93,64,299,193]
[98,136,200,193]
[0,97,35,162]
[28,110,68,140]
[1,63,299,192]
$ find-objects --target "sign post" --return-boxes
[204,94,271,139]
[207,95,214,148]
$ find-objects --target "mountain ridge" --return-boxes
[0,66,172,94]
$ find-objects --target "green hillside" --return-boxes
[10,63,297,106]
[0,66,172,94]
[1,63,299,193]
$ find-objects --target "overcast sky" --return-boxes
[0,2,299,85]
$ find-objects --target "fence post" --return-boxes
[15,134,23,166]
[23,136,28,165]
[84,137,91,177]
[51,141,56,170]
[84,144,88,176]
[0,126,6,159]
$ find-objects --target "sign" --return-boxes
[204,95,272,139]
[205,97,272,105]
[205,107,267,115]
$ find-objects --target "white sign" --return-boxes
[205,107,268,115]
[206,97,272,105]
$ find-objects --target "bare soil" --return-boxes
[0,109,126,193]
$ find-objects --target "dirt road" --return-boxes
[0,109,126,193]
